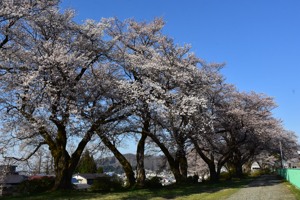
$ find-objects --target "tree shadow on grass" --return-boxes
[119,178,255,200]
[4,177,276,200]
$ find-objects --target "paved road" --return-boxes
[226,175,297,200]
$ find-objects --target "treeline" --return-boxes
[0,0,298,190]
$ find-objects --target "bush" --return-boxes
[250,170,263,177]
[17,176,55,194]
[90,175,123,192]
[251,168,272,177]
[262,168,272,174]
[220,172,232,180]
[187,174,199,183]
[144,176,162,188]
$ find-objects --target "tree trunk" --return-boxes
[176,143,188,181]
[190,138,220,182]
[234,162,243,178]
[48,127,85,190]
[136,116,150,188]
[52,150,75,190]
[146,132,185,183]
[172,163,186,183]
[233,155,245,178]
[136,133,147,188]
[98,132,136,187]
[178,155,188,180]
[53,166,74,190]
[232,150,244,178]
[208,163,219,182]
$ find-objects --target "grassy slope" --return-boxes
[284,181,300,200]
[1,178,253,200]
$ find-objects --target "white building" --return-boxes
[72,173,107,189]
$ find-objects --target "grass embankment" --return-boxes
[284,180,300,199]
[1,178,254,200]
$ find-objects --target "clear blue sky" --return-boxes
[60,0,300,151]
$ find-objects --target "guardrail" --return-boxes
[278,168,300,189]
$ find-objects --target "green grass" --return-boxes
[0,178,254,200]
[284,181,300,200]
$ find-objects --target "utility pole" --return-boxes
[279,141,283,168]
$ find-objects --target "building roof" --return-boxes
[28,175,55,180]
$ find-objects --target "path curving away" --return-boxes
[226,175,296,200]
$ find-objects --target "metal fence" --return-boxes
[278,168,300,189]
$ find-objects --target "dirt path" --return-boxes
[226,175,297,200]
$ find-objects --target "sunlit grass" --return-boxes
[284,181,300,200]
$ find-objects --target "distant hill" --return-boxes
[96,154,167,173]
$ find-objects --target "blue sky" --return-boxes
[60,0,300,151]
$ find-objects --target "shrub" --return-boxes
[97,167,104,173]
[188,174,199,183]
[144,176,162,189]
[251,168,271,177]
[250,170,263,177]
[262,168,272,174]
[187,174,199,183]
[220,172,232,180]
[17,176,55,194]
[90,175,123,192]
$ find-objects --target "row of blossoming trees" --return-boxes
[0,0,298,190]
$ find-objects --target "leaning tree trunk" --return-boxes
[190,138,220,182]
[169,160,185,183]
[136,133,147,188]
[97,132,136,187]
[147,133,185,183]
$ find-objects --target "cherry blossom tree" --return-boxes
[0,2,125,190]
[106,18,224,184]
[188,82,233,182]
[219,91,280,178]
[189,82,298,180]
[102,18,166,187]
[256,128,299,169]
